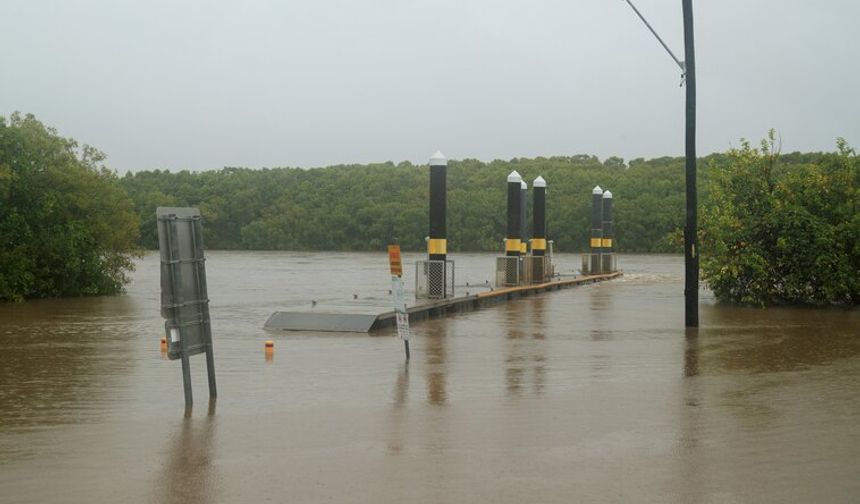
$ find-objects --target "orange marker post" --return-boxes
[388,244,403,277]
[264,340,274,362]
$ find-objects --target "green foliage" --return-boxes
[121,154,708,254]
[7,113,853,309]
[701,131,859,306]
[0,113,140,302]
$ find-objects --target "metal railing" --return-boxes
[548,240,555,278]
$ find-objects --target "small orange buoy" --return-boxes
[265,340,274,350]
[160,337,168,351]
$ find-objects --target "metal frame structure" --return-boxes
[157,207,217,408]
[415,259,455,299]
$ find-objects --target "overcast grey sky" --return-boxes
[2,0,858,172]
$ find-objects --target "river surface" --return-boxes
[1,252,858,503]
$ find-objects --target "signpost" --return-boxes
[157,207,217,408]
[388,244,411,360]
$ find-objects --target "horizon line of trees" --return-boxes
[119,149,836,255]
[3,113,855,306]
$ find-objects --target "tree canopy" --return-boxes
[700,131,859,306]
[0,113,140,302]
[121,154,724,254]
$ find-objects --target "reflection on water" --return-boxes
[386,364,410,455]
[503,297,547,396]
[0,253,858,503]
[684,330,699,379]
[424,322,447,406]
[530,296,547,395]
[161,400,218,504]
[392,364,409,409]
[504,300,526,395]
[587,284,614,380]
[678,330,704,504]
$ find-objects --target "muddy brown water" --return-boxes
[1,252,858,503]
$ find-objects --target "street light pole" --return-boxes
[622,0,699,327]
[682,0,698,327]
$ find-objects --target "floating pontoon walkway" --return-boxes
[264,271,623,333]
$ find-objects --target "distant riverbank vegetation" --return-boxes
[2,114,856,305]
[121,153,703,254]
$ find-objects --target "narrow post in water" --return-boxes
[428,150,447,298]
[520,180,528,255]
[181,353,193,407]
[505,171,523,285]
[682,0,699,327]
[388,243,411,360]
[601,190,614,273]
[506,171,522,257]
[590,185,604,274]
[532,176,547,257]
[189,216,217,399]
[533,176,547,282]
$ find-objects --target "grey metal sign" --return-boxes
[157,207,216,407]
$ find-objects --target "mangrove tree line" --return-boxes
[3,113,856,306]
[0,114,140,302]
[121,155,726,253]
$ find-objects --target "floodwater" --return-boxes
[1,252,858,503]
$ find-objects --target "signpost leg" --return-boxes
[189,217,217,399]
[404,340,410,361]
[205,348,217,399]
[181,352,193,408]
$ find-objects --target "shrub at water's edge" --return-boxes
[0,113,140,302]
[700,130,859,306]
